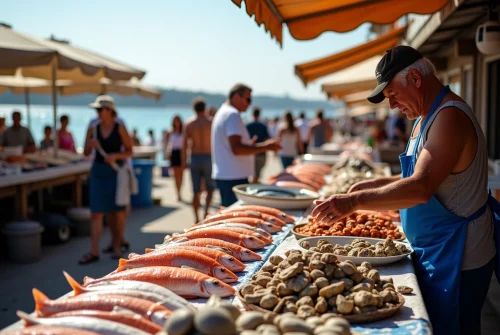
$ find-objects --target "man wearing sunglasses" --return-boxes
[211,83,282,207]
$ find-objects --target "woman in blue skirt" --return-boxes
[79,95,133,264]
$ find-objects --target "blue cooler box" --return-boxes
[131,159,155,208]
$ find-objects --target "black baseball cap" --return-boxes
[367,46,424,104]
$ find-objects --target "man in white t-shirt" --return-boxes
[294,112,310,153]
[211,83,282,206]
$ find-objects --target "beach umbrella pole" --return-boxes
[52,62,58,158]
[25,88,31,130]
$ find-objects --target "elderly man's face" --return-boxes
[383,70,422,120]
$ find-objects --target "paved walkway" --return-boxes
[1,154,498,333]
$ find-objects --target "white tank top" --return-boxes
[279,130,298,157]
[169,132,183,150]
[407,100,496,270]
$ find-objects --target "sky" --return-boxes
[2,0,371,100]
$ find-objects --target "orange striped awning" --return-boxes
[231,0,448,46]
[295,26,407,86]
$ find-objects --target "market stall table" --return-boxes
[1,201,431,335]
[132,145,159,160]
[231,204,432,335]
[0,161,91,219]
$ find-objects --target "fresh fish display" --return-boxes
[201,227,272,244]
[49,310,162,334]
[32,289,170,324]
[187,218,281,233]
[16,311,150,335]
[219,205,295,223]
[2,326,101,335]
[198,210,262,224]
[157,238,262,261]
[142,246,246,272]
[176,227,272,245]
[163,229,266,250]
[75,277,195,311]
[116,249,238,283]
[185,223,272,239]
[82,266,236,298]
[257,213,287,226]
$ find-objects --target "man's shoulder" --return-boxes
[189,116,211,128]
[310,121,319,128]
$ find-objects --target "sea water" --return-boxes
[0,104,338,151]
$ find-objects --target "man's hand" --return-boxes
[263,138,282,152]
[250,135,258,146]
[311,194,357,225]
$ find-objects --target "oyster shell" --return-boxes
[397,285,413,294]
[396,244,409,255]
[357,248,374,257]
[333,248,348,256]
[347,248,360,257]
[384,246,398,256]
[383,238,395,248]
[374,249,387,257]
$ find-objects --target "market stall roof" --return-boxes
[231,0,448,46]
[0,75,161,101]
[295,26,407,86]
[0,24,146,81]
[348,104,376,117]
[321,56,379,99]
[59,77,161,101]
[0,23,100,78]
[343,90,389,107]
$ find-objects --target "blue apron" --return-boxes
[399,86,500,335]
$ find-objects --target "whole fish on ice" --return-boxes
[157,238,262,261]
[140,246,246,272]
[16,311,150,335]
[49,309,162,334]
[117,249,238,283]
[164,229,265,250]
[83,266,236,299]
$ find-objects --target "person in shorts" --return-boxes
[165,115,185,202]
[246,106,270,183]
[183,97,215,222]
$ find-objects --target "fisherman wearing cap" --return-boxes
[311,46,499,334]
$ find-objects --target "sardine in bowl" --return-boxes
[232,184,319,210]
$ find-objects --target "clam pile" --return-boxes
[239,249,402,319]
[162,295,353,335]
[300,238,410,258]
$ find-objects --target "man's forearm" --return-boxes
[375,175,401,187]
[232,142,267,155]
[352,176,429,211]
